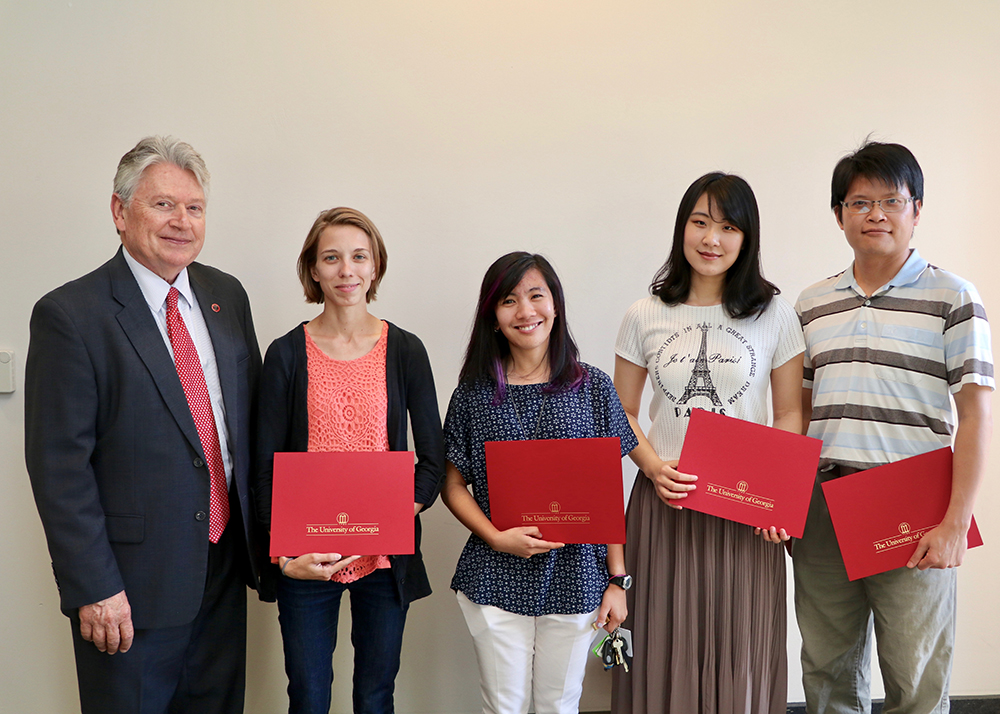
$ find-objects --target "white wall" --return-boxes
[2,2,998,712]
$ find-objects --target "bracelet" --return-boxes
[281,557,296,576]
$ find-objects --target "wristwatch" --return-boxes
[608,574,633,591]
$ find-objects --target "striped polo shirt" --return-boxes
[796,249,994,470]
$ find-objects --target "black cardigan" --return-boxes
[253,321,445,605]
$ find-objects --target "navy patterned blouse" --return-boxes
[444,364,638,616]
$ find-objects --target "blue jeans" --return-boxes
[276,568,408,714]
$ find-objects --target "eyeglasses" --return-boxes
[840,197,915,215]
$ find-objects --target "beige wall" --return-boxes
[2,2,998,711]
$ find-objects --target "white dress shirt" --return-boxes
[123,248,233,485]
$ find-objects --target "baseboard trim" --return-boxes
[584,697,1000,714]
[785,696,1000,713]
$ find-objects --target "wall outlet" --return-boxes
[0,350,15,393]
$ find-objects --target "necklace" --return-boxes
[505,356,549,385]
[509,389,549,440]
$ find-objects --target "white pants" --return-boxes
[457,591,599,714]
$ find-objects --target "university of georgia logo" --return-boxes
[337,512,349,526]
[549,501,561,513]
[737,481,749,493]
[898,522,911,535]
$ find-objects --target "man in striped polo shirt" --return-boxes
[793,141,993,713]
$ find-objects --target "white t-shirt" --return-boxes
[615,295,804,460]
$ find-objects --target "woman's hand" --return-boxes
[442,463,563,558]
[488,527,565,558]
[754,526,790,544]
[278,553,362,580]
[647,459,697,508]
[596,584,628,633]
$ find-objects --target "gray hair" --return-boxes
[113,136,210,206]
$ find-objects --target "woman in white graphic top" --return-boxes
[611,173,804,714]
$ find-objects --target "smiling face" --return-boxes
[682,192,744,283]
[112,162,206,283]
[494,268,556,360]
[837,176,921,267]
[309,224,377,307]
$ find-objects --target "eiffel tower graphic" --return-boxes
[678,323,723,406]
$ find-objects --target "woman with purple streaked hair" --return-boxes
[441,251,638,714]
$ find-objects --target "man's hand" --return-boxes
[79,590,133,654]
[907,520,969,570]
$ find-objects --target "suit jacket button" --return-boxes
[195,511,207,521]
[193,457,205,468]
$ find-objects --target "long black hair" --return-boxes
[458,252,585,403]
[650,172,777,319]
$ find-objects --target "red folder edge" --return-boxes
[485,437,626,544]
[676,409,822,538]
[821,447,984,581]
[270,451,415,557]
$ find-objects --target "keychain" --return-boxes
[592,627,633,672]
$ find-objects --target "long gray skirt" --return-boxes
[611,473,787,714]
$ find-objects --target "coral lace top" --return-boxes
[305,321,391,583]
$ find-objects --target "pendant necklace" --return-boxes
[509,389,549,440]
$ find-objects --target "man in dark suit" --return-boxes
[25,136,262,714]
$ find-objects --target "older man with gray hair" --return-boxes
[25,136,262,713]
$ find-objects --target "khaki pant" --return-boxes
[792,471,956,714]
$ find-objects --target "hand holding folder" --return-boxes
[641,458,698,510]
[676,409,822,539]
[270,451,416,557]
[821,447,983,581]
[488,528,566,558]
[485,437,626,544]
[277,553,363,580]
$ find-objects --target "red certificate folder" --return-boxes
[676,409,821,538]
[485,437,626,544]
[269,451,415,557]
[821,447,983,581]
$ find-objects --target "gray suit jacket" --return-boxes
[25,247,262,628]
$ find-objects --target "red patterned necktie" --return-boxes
[166,287,229,542]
